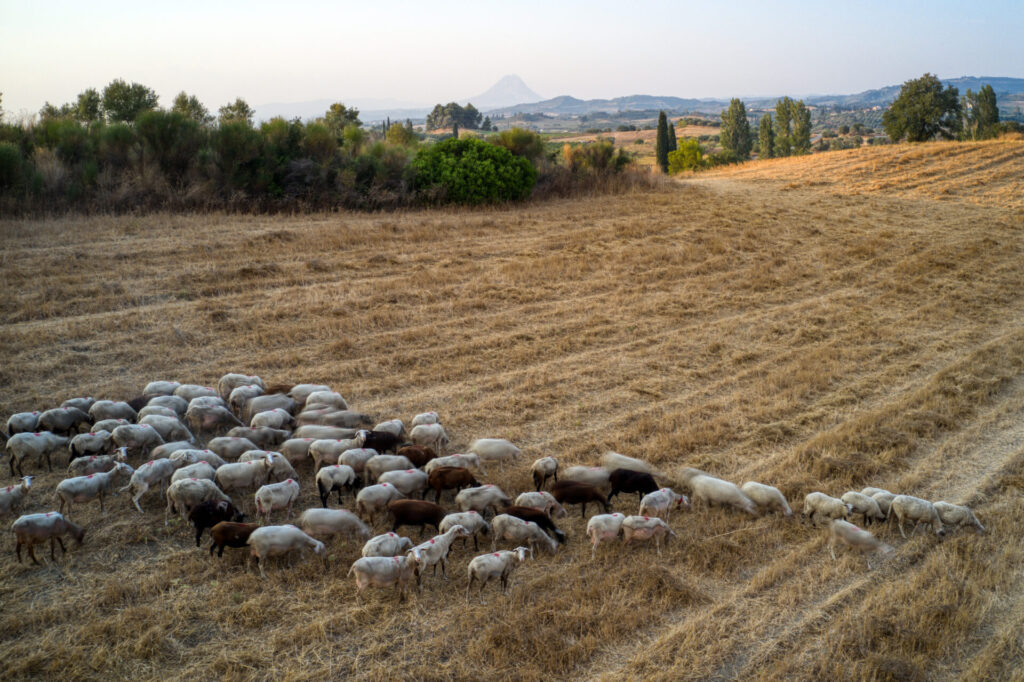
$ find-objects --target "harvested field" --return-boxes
[1,140,1023,680]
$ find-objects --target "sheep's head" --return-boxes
[22,476,34,489]
[515,546,530,563]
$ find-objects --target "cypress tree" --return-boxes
[775,97,793,157]
[452,121,459,139]
[720,99,752,160]
[667,119,678,152]
[655,111,669,172]
[758,113,774,159]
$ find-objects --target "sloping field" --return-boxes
[1,141,1023,680]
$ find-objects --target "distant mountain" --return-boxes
[804,76,1024,108]
[468,75,543,110]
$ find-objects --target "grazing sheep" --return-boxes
[355,429,402,455]
[514,491,568,519]
[889,495,947,538]
[861,487,892,498]
[288,384,332,405]
[91,418,130,434]
[423,453,486,476]
[189,500,244,547]
[304,390,349,410]
[316,464,357,507]
[871,491,896,517]
[802,492,852,525]
[209,521,259,558]
[147,395,188,417]
[206,436,260,462]
[387,499,447,536]
[139,414,195,445]
[365,454,415,483]
[408,525,472,587]
[68,448,127,476]
[309,438,363,471]
[121,458,179,512]
[225,426,291,450]
[279,438,316,467]
[490,514,559,555]
[143,381,181,397]
[932,501,985,533]
[165,477,232,525]
[56,463,134,519]
[6,411,40,435]
[373,419,405,439]
[608,469,660,504]
[468,438,521,470]
[562,466,612,491]
[466,547,530,603]
[639,488,690,520]
[841,492,886,526]
[38,407,91,437]
[293,425,356,440]
[0,476,34,515]
[427,466,480,503]
[68,430,112,461]
[171,461,217,484]
[741,482,793,517]
[228,385,265,415]
[174,384,219,402]
[396,444,436,468]
[679,468,758,516]
[246,525,325,579]
[111,424,165,458]
[299,508,371,545]
[621,515,676,556]
[250,408,294,430]
[439,511,491,551]
[89,400,137,423]
[551,480,611,518]
[503,505,566,543]
[378,469,429,499]
[531,457,558,491]
[12,512,85,564]
[362,532,414,558]
[455,485,513,518]
[238,450,297,483]
[410,423,449,453]
[348,555,419,602]
[585,513,626,560]
[151,441,195,460]
[169,449,227,470]
[186,404,244,437]
[411,411,439,427]
[828,519,894,569]
[339,448,378,480]
[137,405,179,420]
[6,432,70,475]
[296,407,367,429]
[215,458,275,497]
[217,373,265,401]
[61,397,96,413]
[599,452,657,475]
[254,479,301,524]
[355,483,406,524]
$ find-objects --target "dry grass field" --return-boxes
[1,139,1023,680]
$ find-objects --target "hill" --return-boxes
[1,141,1023,679]
[468,74,543,110]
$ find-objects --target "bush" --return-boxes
[491,128,546,164]
[0,142,26,191]
[136,110,204,185]
[413,137,536,204]
[667,139,709,173]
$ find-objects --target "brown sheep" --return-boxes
[209,521,259,558]
[188,500,245,548]
[426,466,480,503]
[387,499,447,538]
[551,480,611,519]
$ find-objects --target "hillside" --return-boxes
[1,141,1023,680]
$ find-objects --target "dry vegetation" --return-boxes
[1,140,1023,680]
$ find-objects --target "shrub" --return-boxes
[667,139,708,173]
[413,137,536,204]
[491,128,546,164]
[136,110,204,185]
[0,142,25,191]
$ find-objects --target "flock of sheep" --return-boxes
[1,372,986,601]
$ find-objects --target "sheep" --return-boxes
[174,384,219,402]
[165,477,232,525]
[296,408,369,429]
[638,488,690,520]
[299,508,371,545]
[225,426,291,450]
[151,441,195,460]
[490,514,559,555]
[531,457,558,491]
[455,485,513,518]
[890,495,946,538]
[362,532,414,558]
[304,390,349,410]
[373,419,405,439]
[585,513,627,560]
[120,458,179,512]
[355,483,406,524]
[388,499,448,537]
[186,404,244,437]
[599,451,658,475]
[6,411,40,435]
[287,383,331,404]
[38,407,91,437]
[802,492,852,525]
[439,511,491,551]
[562,465,612,491]
[609,469,660,504]
[246,524,325,579]
[503,505,566,543]
[61,396,96,413]
[427,466,480,503]
[91,418,130,434]
[139,414,195,445]
[679,468,758,516]
[143,380,181,397]
[238,450,297,482]
[215,457,275,496]
[254,479,301,524]
[411,411,439,427]
[206,436,260,462]
[6,431,70,475]
[277,438,316,468]
[365,454,416,483]
[339,448,378,480]
[828,519,894,569]
[0,476,33,515]
[209,521,259,557]
[147,395,189,417]
[871,491,896,517]
[68,448,127,476]
[741,482,793,517]
[55,463,134,519]
[932,501,985,533]
[355,429,402,455]
[423,453,486,476]
[861,487,892,498]
[316,464,358,507]
[551,480,611,518]
[468,438,521,470]
[68,430,112,461]
[841,492,886,526]
[189,500,244,547]
[621,515,676,556]
[89,400,138,423]
[171,461,217,484]
[378,469,429,499]
[229,384,265,415]
[396,444,436,468]
[241,395,298,424]
[410,423,449,453]
[514,491,568,519]
[309,438,364,471]
[466,546,531,603]
[250,408,294,430]
[11,512,86,564]
[347,555,419,602]
[408,525,472,588]
[137,405,179,420]
[217,373,266,401]
[111,423,165,458]
[294,425,357,441]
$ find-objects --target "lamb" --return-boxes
[254,479,301,524]
[89,400,138,423]
[188,500,244,547]
[173,384,219,401]
[246,525,325,579]
[316,464,358,507]
[226,426,292,450]
[490,514,559,555]
[215,457,275,496]
[373,419,405,439]
[932,501,985,533]
[679,468,758,516]
[841,492,886,526]
[111,423,165,458]
[147,395,189,417]
[171,461,217,484]
[61,396,96,412]
[551,480,611,518]
[503,505,566,543]
[68,430,113,460]
[423,453,486,476]
[871,491,896,517]
[531,456,558,491]
[388,499,447,536]
[38,407,91,436]
[287,383,332,405]
[68,448,128,476]
[639,488,690,520]
[410,423,449,453]
[206,436,260,462]
[55,463,134,519]
[121,458,179,512]
[304,390,349,410]
[468,438,521,470]
[362,532,414,557]
[309,438,363,471]
[217,373,266,400]
[514,491,568,519]
[408,525,472,587]
[139,414,195,444]
[355,483,406,524]
[455,485,513,517]
[143,380,181,397]
[585,513,627,560]
[741,482,793,517]
[11,512,85,564]
[137,405,179,420]
[828,519,894,569]
[208,521,259,557]
[250,408,294,430]
[802,492,852,525]
[396,444,436,468]
[165,477,232,525]
[365,454,416,483]
[355,429,402,455]
[378,469,429,498]
[427,466,480,503]
[890,495,946,538]
[6,411,40,435]
[466,547,531,603]
[6,431,70,475]
[562,465,612,491]
[411,411,439,427]
[347,555,419,602]
[439,511,491,551]
[229,385,265,415]
[621,515,676,556]
[608,469,660,504]
[294,425,357,440]
[599,451,658,475]
[0,476,33,515]
[238,450,298,482]
[299,508,371,544]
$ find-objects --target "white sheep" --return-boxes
[364,454,415,483]
[228,384,265,415]
[143,380,181,397]
[871,491,896,517]
[206,436,260,462]
[0,476,34,515]
[439,511,491,551]
[408,525,472,586]
[250,408,294,430]
[339,447,379,477]
[91,418,130,433]
[12,512,86,564]
[423,453,486,476]
[6,411,40,435]
[238,450,297,482]
[680,468,758,516]
[304,390,349,410]
[55,463,134,519]
[246,524,325,579]
[111,424,165,458]
[890,495,946,538]
[309,438,363,471]
[378,469,429,498]
[147,395,188,417]
[174,384,219,401]
[802,492,852,524]
[373,419,405,439]
[860,486,892,498]
[165,477,231,524]
[841,492,886,526]
[347,555,419,601]
[932,501,985,533]
[152,441,196,460]
[411,411,439,427]
[468,438,521,470]
[316,464,357,507]
[362,532,414,557]
[466,546,531,603]
[741,482,793,517]
[828,519,894,569]
[585,513,627,560]
[287,384,332,404]
[514,491,568,519]
[60,397,96,413]
[68,448,127,476]
[638,488,690,520]
[531,456,559,491]
[356,483,406,524]
[214,457,275,496]
[279,437,316,467]
[89,400,138,423]
[490,514,559,555]
[37,406,91,436]
[293,424,357,440]
[137,404,179,420]
[139,414,195,445]
[621,515,676,556]
[599,451,657,475]
[68,430,113,459]
[121,458,180,513]
[410,423,449,453]
[171,461,217,483]
[456,485,513,517]
[6,431,70,476]
[217,373,265,401]
[254,479,301,524]
[562,465,612,491]
[299,508,371,544]
[185,404,243,438]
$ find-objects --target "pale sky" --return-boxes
[2,0,1022,118]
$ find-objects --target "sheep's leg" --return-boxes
[132,486,146,513]
[478,576,490,604]
[45,450,52,472]
[581,502,587,519]
[28,542,40,565]
[656,537,662,557]
[466,574,475,601]
[99,492,105,513]
[898,516,907,539]
[828,537,837,561]
[15,538,22,563]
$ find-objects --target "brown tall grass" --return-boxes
[1,140,1022,680]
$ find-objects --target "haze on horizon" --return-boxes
[2,0,1022,118]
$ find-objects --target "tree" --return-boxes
[75,88,102,123]
[667,119,678,152]
[882,73,961,142]
[655,110,669,172]
[412,137,536,204]
[385,121,417,146]
[425,102,482,130]
[171,91,213,125]
[720,99,752,160]
[39,102,75,120]
[758,113,774,159]
[492,127,545,164]
[790,100,812,154]
[775,97,793,157]
[102,79,159,122]
[218,97,254,126]
[323,103,361,135]
[481,116,492,131]
[452,121,459,139]
[667,139,707,173]
[962,84,999,140]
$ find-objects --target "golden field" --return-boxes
[1,140,1023,680]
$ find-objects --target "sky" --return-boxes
[2,0,1022,118]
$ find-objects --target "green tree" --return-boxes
[218,97,255,126]
[101,79,159,122]
[882,73,961,142]
[667,119,678,152]
[425,102,483,130]
[758,113,774,159]
[720,99,752,160]
[413,137,536,204]
[655,110,669,172]
[171,91,213,125]
[385,121,417,146]
[961,84,999,140]
[75,88,102,123]
[323,102,362,135]
[452,121,459,138]
[39,102,75,120]
[775,97,793,156]
[491,127,546,164]
[481,115,492,131]
[667,138,707,173]
[136,110,204,184]
[790,100,812,154]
